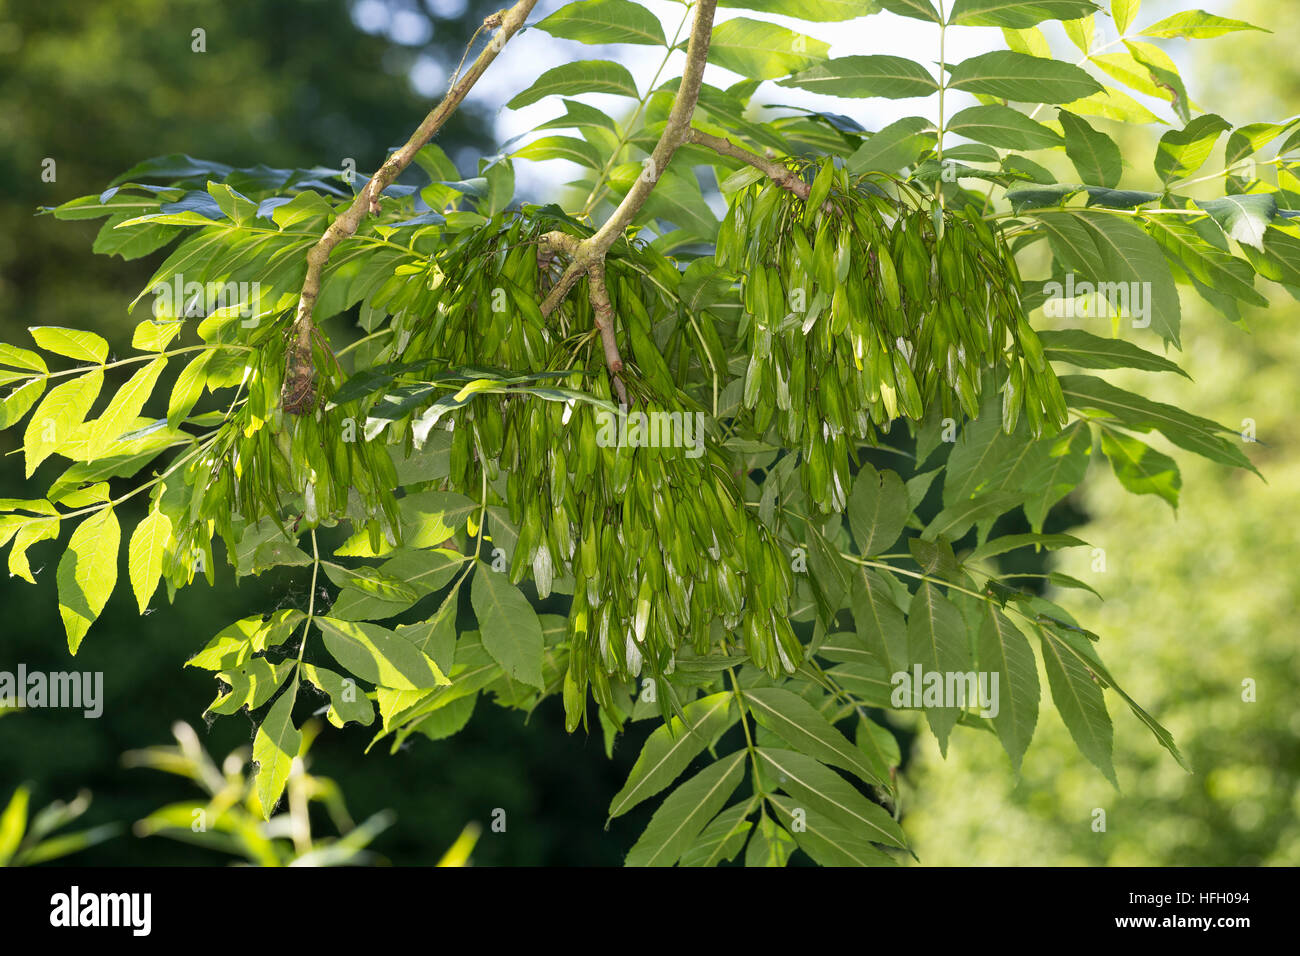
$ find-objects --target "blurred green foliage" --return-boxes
[0,0,644,866]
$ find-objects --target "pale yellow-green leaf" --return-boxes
[252,688,301,819]
[0,378,47,430]
[29,327,109,364]
[128,510,172,613]
[8,516,60,583]
[57,507,120,653]
[22,370,103,477]
[83,357,166,462]
[0,786,30,865]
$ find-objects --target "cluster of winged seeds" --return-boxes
[717,160,1067,513]
[399,213,801,719]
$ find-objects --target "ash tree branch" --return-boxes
[537,0,719,333]
[686,128,811,200]
[281,0,539,414]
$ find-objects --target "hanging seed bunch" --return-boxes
[717,157,1067,513]
[356,211,800,717]
[155,304,401,592]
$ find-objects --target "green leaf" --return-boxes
[756,747,907,848]
[609,691,737,817]
[1089,51,1168,99]
[507,60,639,109]
[1154,114,1229,184]
[778,55,937,99]
[1019,421,1092,535]
[1146,218,1268,307]
[23,370,103,476]
[1062,13,1095,52]
[335,490,477,556]
[1037,209,1182,346]
[0,787,29,865]
[131,319,183,352]
[1226,118,1300,169]
[0,378,46,431]
[854,715,902,782]
[1111,0,1139,33]
[301,663,376,728]
[767,793,896,866]
[1044,623,1189,770]
[513,135,603,169]
[846,116,935,174]
[977,604,1039,772]
[1037,625,1116,785]
[1002,24,1052,57]
[743,809,796,866]
[1195,194,1278,252]
[316,617,450,690]
[950,0,1101,28]
[909,535,960,581]
[906,582,970,755]
[207,657,296,715]
[57,507,120,654]
[618,165,718,238]
[1058,109,1122,188]
[29,327,109,364]
[625,750,747,867]
[321,563,417,604]
[1249,228,1300,286]
[708,18,829,81]
[535,98,622,134]
[943,404,1030,505]
[876,0,941,21]
[228,517,311,577]
[0,344,49,374]
[1038,329,1189,377]
[850,566,909,675]
[1060,374,1255,472]
[1099,427,1180,507]
[946,105,1062,150]
[252,688,300,818]
[967,532,1087,564]
[536,0,667,46]
[128,510,171,613]
[744,686,884,785]
[471,566,544,689]
[923,491,1021,543]
[166,353,208,428]
[1123,39,1190,123]
[946,51,1103,104]
[718,0,878,21]
[327,548,462,622]
[1138,10,1266,40]
[83,357,166,462]
[805,524,853,622]
[185,610,306,670]
[679,798,756,867]
[846,462,908,556]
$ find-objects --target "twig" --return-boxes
[584,258,628,405]
[280,0,539,414]
[538,0,719,320]
[686,128,810,200]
